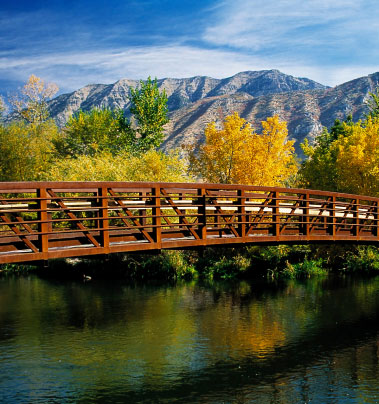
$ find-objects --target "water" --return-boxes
[0,274,378,403]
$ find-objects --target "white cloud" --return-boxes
[202,0,378,60]
[0,0,378,96]
[0,44,377,95]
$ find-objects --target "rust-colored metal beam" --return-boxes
[0,181,378,264]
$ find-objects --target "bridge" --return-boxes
[0,181,378,264]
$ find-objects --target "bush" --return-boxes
[343,246,379,273]
[203,254,251,279]
[281,258,327,279]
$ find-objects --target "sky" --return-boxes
[1,0,379,96]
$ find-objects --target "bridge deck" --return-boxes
[0,181,378,264]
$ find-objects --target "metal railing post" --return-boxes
[272,191,280,239]
[37,187,49,258]
[237,189,246,239]
[98,187,109,250]
[152,186,161,248]
[140,191,147,226]
[354,198,360,238]
[197,187,207,242]
[304,192,310,239]
[329,196,336,238]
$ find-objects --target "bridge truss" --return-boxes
[0,181,378,264]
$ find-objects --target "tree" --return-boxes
[330,114,353,141]
[0,96,6,122]
[334,117,379,196]
[10,74,58,124]
[0,119,58,181]
[43,150,191,183]
[366,87,379,119]
[188,112,296,186]
[55,108,133,157]
[246,115,297,186]
[300,117,379,196]
[300,128,340,191]
[129,77,168,152]
[188,112,253,184]
[300,115,353,191]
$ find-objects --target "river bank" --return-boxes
[1,244,379,281]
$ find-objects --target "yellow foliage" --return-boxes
[0,120,59,181]
[334,117,379,196]
[188,112,297,186]
[10,74,58,123]
[43,150,191,183]
[300,117,379,197]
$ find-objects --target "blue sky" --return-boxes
[1,0,378,96]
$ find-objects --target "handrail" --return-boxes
[0,181,378,264]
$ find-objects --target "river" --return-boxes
[0,274,378,403]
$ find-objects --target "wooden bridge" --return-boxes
[0,181,379,264]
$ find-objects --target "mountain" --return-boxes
[48,70,326,125]
[47,70,379,155]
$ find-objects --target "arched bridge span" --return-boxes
[0,181,378,264]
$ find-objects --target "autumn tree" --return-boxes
[300,116,379,196]
[0,119,59,181]
[43,150,190,183]
[0,96,6,122]
[244,115,297,186]
[129,77,169,152]
[10,74,58,123]
[334,117,379,196]
[188,112,296,186]
[56,108,133,157]
[0,75,59,180]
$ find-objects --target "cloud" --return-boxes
[0,45,266,92]
[1,0,378,95]
[0,44,377,96]
[202,0,375,50]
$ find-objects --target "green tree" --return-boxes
[300,128,341,191]
[300,115,353,191]
[330,114,353,141]
[129,77,169,152]
[56,108,133,157]
[366,87,379,119]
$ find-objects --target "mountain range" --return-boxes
[47,69,379,156]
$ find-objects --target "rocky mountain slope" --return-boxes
[47,70,379,156]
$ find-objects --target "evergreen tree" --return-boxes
[366,88,379,119]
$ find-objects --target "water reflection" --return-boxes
[0,275,378,403]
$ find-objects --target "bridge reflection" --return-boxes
[0,181,378,264]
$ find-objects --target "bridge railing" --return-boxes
[0,181,378,264]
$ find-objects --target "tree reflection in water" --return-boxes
[0,275,378,403]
